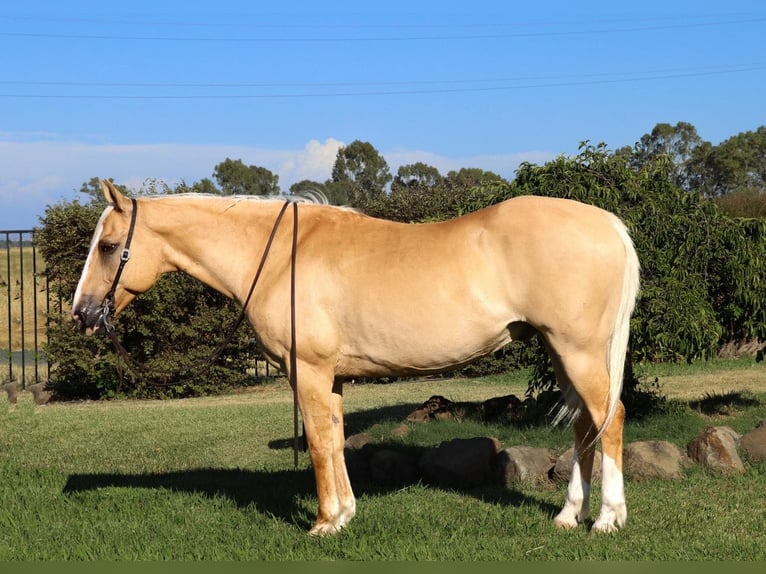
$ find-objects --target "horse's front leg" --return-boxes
[294,363,355,535]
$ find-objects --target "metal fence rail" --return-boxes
[2,229,50,389]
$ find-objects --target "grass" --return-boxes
[0,360,765,560]
[0,245,48,350]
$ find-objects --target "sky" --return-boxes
[1,0,765,229]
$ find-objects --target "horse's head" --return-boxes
[71,180,161,335]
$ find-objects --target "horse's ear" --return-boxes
[99,180,132,213]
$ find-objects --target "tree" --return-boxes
[687,126,766,197]
[78,177,129,205]
[330,140,392,208]
[617,121,704,190]
[213,158,279,196]
[391,162,443,191]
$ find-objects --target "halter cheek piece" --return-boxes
[99,198,138,333]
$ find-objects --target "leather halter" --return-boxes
[99,198,138,334]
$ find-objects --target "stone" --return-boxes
[624,440,692,480]
[28,382,52,405]
[369,448,419,487]
[686,426,745,474]
[406,395,455,422]
[498,446,554,485]
[2,382,19,405]
[551,447,603,484]
[419,437,501,489]
[738,420,766,462]
[481,394,522,421]
[345,432,373,450]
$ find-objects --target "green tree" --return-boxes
[213,158,279,196]
[330,140,392,208]
[391,162,443,191]
[688,126,766,197]
[617,121,704,190]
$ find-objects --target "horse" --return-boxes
[72,180,640,535]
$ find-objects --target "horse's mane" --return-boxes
[142,189,358,213]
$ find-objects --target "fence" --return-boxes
[1,229,52,389]
[2,229,281,391]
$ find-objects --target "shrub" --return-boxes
[37,197,265,400]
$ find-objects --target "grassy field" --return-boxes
[0,359,765,560]
[0,245,48,352]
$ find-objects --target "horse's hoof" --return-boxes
[554,519,579,530]
[590,521,620,534]
[308,521,343,537]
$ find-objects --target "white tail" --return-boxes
[600,215,641,438]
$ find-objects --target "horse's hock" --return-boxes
[343,394,766,490]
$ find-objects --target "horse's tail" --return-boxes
[599,215,640,439]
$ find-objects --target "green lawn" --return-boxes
[1,361,765,560]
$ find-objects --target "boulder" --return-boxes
[481,394,522,422]
[498,446,554,485]
[28,382,52,405]
[419,437,501,489]
[345,432,373,450]
[407,395,455,422]
[2,382,19,405]
[738,419,766,462]
[551,447,603,484]
[369,448,419,487]
[624,440,692,480]
[686,426,745,474]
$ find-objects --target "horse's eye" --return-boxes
[99,242,118,255]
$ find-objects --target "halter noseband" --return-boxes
[100,197,138,333]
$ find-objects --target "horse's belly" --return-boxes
[336,320,513,377]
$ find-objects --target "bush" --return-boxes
[37,197,266,400]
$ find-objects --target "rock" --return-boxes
[369,448,419,487]
[344,447,372,486]
[481,394,522,421]
[390,423,412,439]
[2,382,19,405]
[345,432,374,450]
[551,447,603,484]
[624,441,692,480]
[406,395,455,422]
[498,446,554,485]
[739,420,766,462]
[29,382,52,405]
[686,426,745,474]
[419,437,501,489]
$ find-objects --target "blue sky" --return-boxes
[1,0,764,229]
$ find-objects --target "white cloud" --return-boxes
[0,134,555,229]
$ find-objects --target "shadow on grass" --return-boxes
[63,467,320,531]
[62,464,559,531]
[62,398,563,531]
[688,391,761,416]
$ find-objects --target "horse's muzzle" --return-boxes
[71,299,107,336]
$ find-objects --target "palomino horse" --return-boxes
[72,180,640,535]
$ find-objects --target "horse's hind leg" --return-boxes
[554,410,598,529]
[549,348,627,532]
[590,399,626,532]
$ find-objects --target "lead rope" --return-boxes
[290,201,301,469]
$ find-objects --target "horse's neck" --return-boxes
[151,197,286,302]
